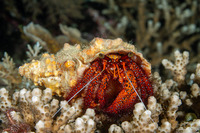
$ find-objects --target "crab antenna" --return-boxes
[124,70,155,123]
[52,69,104,118]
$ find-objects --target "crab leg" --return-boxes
[105,69,138,114]
[84,72,102,108]
[84,59,109,108]
[97,73,111,109]
[65,61,102,101]
[128,61,153,102]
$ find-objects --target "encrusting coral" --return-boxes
[19,43,82,96]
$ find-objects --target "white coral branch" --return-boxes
[162,50,189,84]
[26,42,43,60]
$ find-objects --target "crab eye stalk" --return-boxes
[128,52,134,57]
[99,53,105,59]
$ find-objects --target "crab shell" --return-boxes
[79,38,151,77]
[19,38,151,96]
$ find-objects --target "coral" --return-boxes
[106,51,200,133]
[190,83,200,98]
[0,42,44,91]
[88,0,200,67]
[23,22,88,53]
[119,97,159,133]
[59,24,88,44]
[0,87,97,132]
[161,50,200,107]
[19,43,82,96]
[176,119,200,133]
[2,109,31,133]
[0,53,22,90]
[17,39,200,132]
[107,94,195,133]
[23,22,64,53]
[190,63,200,84]
[108,94,179,133]
[162,50,189,84]
[26,42,43,61]
[55,108,96,133]
[1,49,200,132]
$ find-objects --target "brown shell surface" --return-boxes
[19,38,151,96]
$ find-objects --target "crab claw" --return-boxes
[104,70,139,115]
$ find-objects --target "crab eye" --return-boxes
[99,53,105,59]
[128,52,134,57]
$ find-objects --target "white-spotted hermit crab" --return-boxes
[19,38,153,116]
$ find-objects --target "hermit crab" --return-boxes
[19,38,153,115]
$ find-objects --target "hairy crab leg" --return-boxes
[97,73,111,109]
[84,72,102,108]
[124,65,156,124]
[52,61,104,118]
[65,61,102,101]
[128,61,153,102]
[84,59,109,108]
[52,68,104,118]
[105,69,138,114]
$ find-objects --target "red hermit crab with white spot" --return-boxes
[19,38,153,116]
[65,38,153,115]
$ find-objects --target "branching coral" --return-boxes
[1,38,200,133]
[108,94,180,133]
[0,87,97,133]
[107,50,200,132]
[2,109,31,133]
[23,22,87,53]
[162,50,189,84]
[176,119,200,133]
[117,97,160,133]
[0,53,22,90]
[15,38,200,132]
[190,63,200,84]
[162,50,200,108]
[0,42,44,91]
[26,42,43,61]
[23,22,64,53]
[1,51,200,132]
[89,0,200,66]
